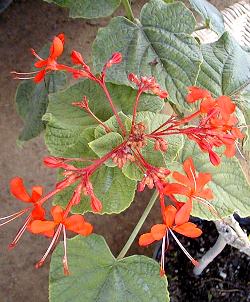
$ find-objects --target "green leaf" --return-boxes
[54,165,137,214]
[89,132,123,167]
[49,235,169,302]
[16,51,66,142]
[197,32,250,98]
[44,0,121,19]
[178,140,250,220]
[189,0,225,34]
[93,0,203,109]
[44,80,163,157]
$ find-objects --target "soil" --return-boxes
[0,0,249,302]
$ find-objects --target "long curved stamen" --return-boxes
[63,226,70,275]
[194,196,222,219]
[189,166,197,192]
[30,48,43,61]
[169,229,199,266]
[0,208,30,227]
[35,224,63,269]
[235,140,246,160]
[8,214,32,249]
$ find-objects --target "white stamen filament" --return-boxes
[63,226,70,275]
[35,224,63,269]
[169,229,198,266]
[161,235,166,274]
[235,140,246,160]
[0,208,30,227]
[9,214,32,249]
[194,196,220,217]
[189,166,197,192]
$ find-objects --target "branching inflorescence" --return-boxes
[5,33,244,276]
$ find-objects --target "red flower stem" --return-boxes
[150,116,177,134]
[38,188,62,206]
[132,89,143,128]
[99,81,127,136]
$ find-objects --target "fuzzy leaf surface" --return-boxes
[49,234,169,302]
[93,0,203,109]
[44,0,121,18]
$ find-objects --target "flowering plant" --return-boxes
[3,0,250,301]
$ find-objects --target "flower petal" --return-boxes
[50,36,64,59]
[173,222,202,238]
[64,215,93,236]
[51,205,64,223]
[139,233,155,246]
[164,205,177,228]
[30,220,56,234]
[172,171,192,187]
[151,224,167,240]
[31,205,45,220]
[196,173,212,192]
[31,186,43,202]
[34,69,46,83]
[163,183,190,196]
[174,199,192,226]
[10,177,31,202]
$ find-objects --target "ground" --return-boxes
[0,0,249,301]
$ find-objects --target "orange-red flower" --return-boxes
[186,86,212,103]
[0,177,46,249]
[163,158,213,201]
[139,201,202,275]
[30,205,93,275]
[31,33,65,82]
[30,205,93,237]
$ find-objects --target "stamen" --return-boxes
[11,71,38,75]
[189,166,197,192]
[194,196,221,219]
[0,208,30,227]
[63,226,70,275]
[235,141,246,160]
[8,214,32,249]
[169,229,199,266]
[35,224,63,269]
[160,235,166,276]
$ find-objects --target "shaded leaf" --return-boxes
[44,0,121,19]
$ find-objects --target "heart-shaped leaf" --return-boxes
[93,0,203,109]
[49,234,169,302]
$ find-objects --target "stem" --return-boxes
[132,90,143,127]
[117,190,159,259]
[121,0,135,22]
[195,24,208,31]
[193,235,226,275]
[100,82,127,136]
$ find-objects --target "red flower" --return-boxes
[186,86,212,103]
[0,177,45,249]
[139,201,202,274]
[31,33,65,82]
[30,205,92,236]
[30,205,93,275]
[163,158,213,201]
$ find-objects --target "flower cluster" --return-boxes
[4,33,244,276]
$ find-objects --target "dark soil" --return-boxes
[154,220,250,302]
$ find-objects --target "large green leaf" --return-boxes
[189,0,224,34]
[197,32,250,98]
[49,235,169,302]
[16,51,66,142]
[177,140,250,220]
[54,165,137,214]
[44,80,163,157]
[44,0,121,19]
[93,0,203,109]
